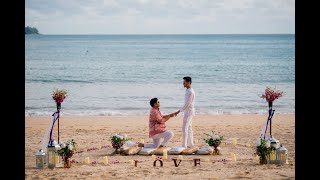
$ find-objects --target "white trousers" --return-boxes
[144,130,174,148]
[182,114,194,148]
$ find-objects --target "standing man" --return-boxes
[176,76,196,148]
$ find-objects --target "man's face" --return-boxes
[154,100,160,108]
[183,79,188,88]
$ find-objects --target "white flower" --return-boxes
[68,144,73,150]
[122,134,128,139]
[266,141,270,148]
[60,143,66,148]
[212,135,220,140]
[256,139,261,146]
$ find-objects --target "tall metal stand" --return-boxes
[57,102,61,144]
[264,102,275,139]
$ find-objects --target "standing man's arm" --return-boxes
[179,91,194,113]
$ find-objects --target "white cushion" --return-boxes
[138,148,157,155]
[125,141,137,147]
[195,146,213,155]
[168,147,186,155]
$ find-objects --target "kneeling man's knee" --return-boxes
[168,131,174,138]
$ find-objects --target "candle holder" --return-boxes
[35,149,47,169]
[47,140,62,168]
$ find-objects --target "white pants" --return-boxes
[144,130,174,148]
[182,114,194,148]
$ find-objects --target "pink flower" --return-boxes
[260,87,283,102]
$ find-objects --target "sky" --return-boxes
[25,0,295,34]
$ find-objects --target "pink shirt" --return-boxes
[149,107,168,138]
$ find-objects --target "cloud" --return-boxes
[25,0,295,34]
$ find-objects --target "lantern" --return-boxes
[267,149,277,164]
[47,140,63,168]
[276,144,288,164]
[267,136,280,149]
[35,149,47,169]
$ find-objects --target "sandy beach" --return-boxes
[25,114,295,179]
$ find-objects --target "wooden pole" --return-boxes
[57,102,61,144]
[58,117,60,143]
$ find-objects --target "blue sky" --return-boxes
[25,0,295,34]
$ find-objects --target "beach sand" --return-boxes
[25,114,295,179]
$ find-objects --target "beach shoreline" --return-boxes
[25,114,295,179]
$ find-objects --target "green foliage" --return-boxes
[256,138,275,158]
[25,26,39,34]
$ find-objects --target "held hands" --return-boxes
[171,110,180,117]
[168,110,180,119]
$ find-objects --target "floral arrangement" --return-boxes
[52,89,68,104]
[203,131,224,148]
[57,139,77,163]
[260,86,283,103]
[111,133,130,151]
[256,138,275,162]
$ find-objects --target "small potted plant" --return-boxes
[111,133,129,154]
[56,139,77,168]
[256,138,275,164]
[203,131,224,154]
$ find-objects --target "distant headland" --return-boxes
[25,26,40,35]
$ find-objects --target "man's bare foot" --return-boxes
[138,143,144,147]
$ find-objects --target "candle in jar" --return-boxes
[55,155,60,164]
[163,150,168,160]
[232,138,237,146]
[151,155,156,161]
[232,153,237,162]
[270,150,275,160]
[84,157,90,164]
[97,144,102,150]
[103,156,108,165]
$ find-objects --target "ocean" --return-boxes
[25,34,295,116]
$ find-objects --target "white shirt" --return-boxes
[180,88,195,116]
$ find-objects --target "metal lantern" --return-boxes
[47,140,63,168]
[35,149,47,169]
[267,149,277,164]
[267,135,280,149]
[276,144,288,164]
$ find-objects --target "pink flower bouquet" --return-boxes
[260,86,283,103]
[52,89,68,104]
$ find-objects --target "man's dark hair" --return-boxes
[183,76,192,83]
[150,98,158,107]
